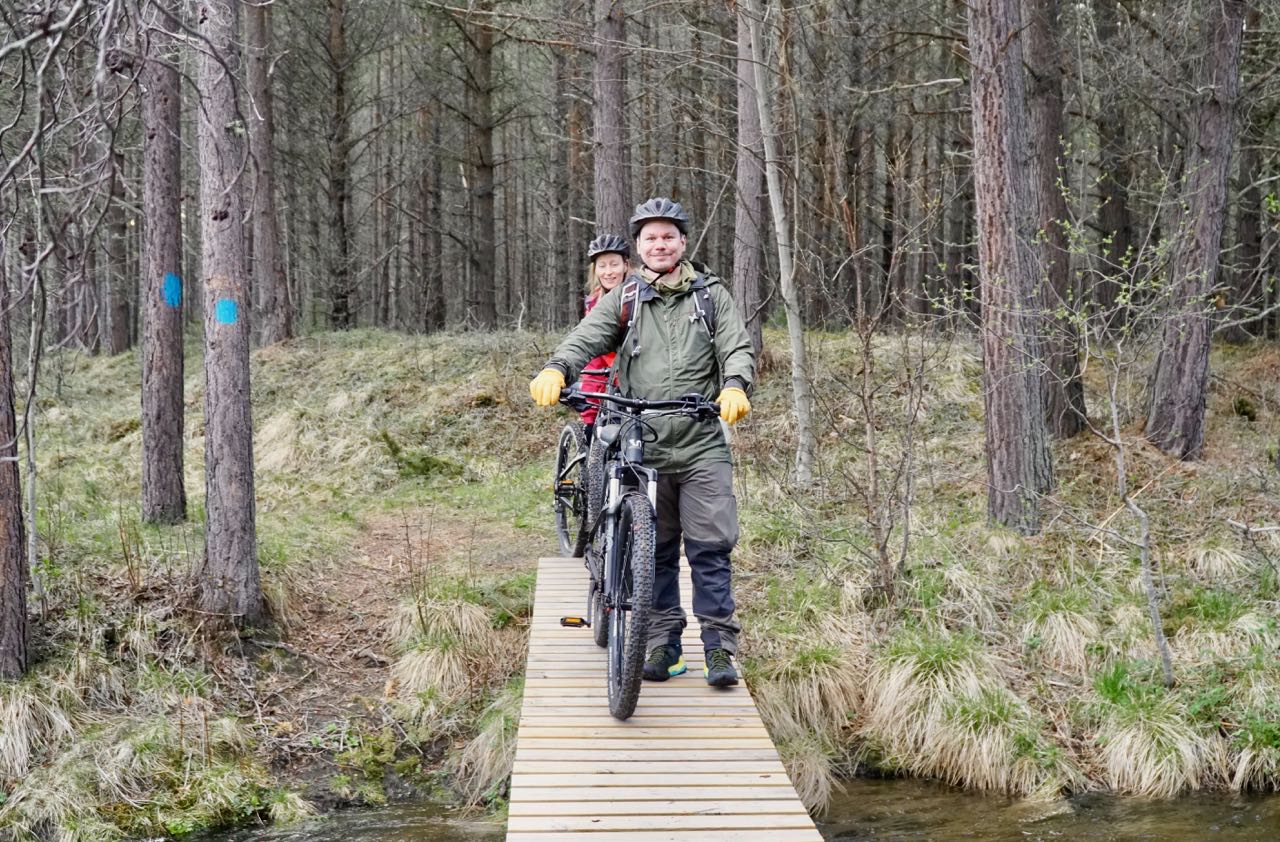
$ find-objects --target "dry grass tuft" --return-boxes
[1191,544,1252,583]
[390,597,495,652]
[1022,586,1100,674]
[860,629,1074,796]
[257,410,302,472]
[753,636,865,742]
[1092,663,1218,797]
[268,790,319,825]
[778,732,841,814]
[446,678,522,807]
[941,562,1001,631]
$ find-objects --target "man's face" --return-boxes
[637,221,687,273]
[594,253,627,291]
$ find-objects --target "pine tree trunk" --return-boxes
[426,112,446,330]
[1224,131,1262,342]
[0,237,27,681]
[733,2,765,354]
[327,0,353,329]
[195,0,264,628]
[1024,0,1085,437]
[1093,0,1132,320]
[592,0,629,237]
[1146,0,1246,460]
[968,0,1053,534]
[246,0,291,345]
[552,12,578,328]
[464,7,497,329]
[140,0,186,525]
[103,150,131,354]
[745,0,816,486]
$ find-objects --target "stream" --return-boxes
[206,777,1280,841]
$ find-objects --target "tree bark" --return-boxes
[1146,0,1246,459]
[246,0,291,345]
[592,0,629,237]
[733,1,765,354]
[195,0,264,628]
[327,0,353,329]
[1093,0,1132,319]
[745,0,816,486]
[552,8,578,328]
[140,0,186,524]
[968,0,1053,533]
[1222,135,1261,343]
[0,238,27,681]
[1024,0,1086,437]
[419,101,446,332]
[464,7,497,328]
[103,150,131,354]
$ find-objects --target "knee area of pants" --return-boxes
[684,536,734,559]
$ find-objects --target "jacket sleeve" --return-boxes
[545,285,625,382]
[711,283,756,395]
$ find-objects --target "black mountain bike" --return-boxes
[552,420,588,557]
[558,387,720,720]
[551,367,613,557]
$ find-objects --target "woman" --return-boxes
[578,234,630,432]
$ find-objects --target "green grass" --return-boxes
[15,327,1280,826]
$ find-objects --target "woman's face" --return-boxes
[594,253,627,291]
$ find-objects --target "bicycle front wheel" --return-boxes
[606,492,655,720]
[552,423,588,557]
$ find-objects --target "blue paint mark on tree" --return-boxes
[215,299,239,325]
[162,273,182,308]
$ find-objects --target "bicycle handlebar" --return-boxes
[559,386,720,420]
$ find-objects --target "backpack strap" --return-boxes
[689,273,717,340]
[617,274,653,359]
[618,269,717,350]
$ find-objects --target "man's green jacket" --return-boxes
[545,261,756,471]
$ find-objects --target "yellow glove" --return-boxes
[717,387,750,425]
[529,368,566,407]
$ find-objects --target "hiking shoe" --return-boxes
[643,644,686,681]
[704,648,738,687]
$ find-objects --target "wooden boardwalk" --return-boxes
[506,556,823,841]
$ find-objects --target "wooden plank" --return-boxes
[510,773,790,787]
[508,785,799,803]
[507,814,817,832]
[506,830,823,842]
[515,748,783,761]
[512,760,788,774]
[514,701,762,716]
[506,558,817,841]
[507,799,811,816]
[515,727,773,740]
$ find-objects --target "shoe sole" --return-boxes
[704,666,739,687]
[705,674,739,687]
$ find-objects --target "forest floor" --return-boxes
[3,327,1280,840]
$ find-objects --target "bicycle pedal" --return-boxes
[559,616,590,628]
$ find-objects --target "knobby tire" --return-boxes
[607,492,655,720]
[586,437,609,648]
[553,423,588,557]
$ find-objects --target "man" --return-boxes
[529,198,755,687]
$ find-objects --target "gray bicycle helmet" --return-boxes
[587,233,630,262]
[629,197,689,238]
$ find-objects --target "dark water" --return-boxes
[822,778,1280,841]
[208,778,1280,841]
[204,800,504,842]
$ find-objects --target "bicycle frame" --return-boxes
[598,431,657,618]
[559,387,719,624]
